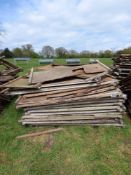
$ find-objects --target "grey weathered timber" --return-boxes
[10,62,126,126]
[0,57,21,113]
[112,54,131,115]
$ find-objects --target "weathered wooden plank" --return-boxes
[21,119,122,125]
[24,103,124,112]
[16,128,64,139]
[25,105,123,113]
[16,91,125,108]
[24,109,121,116]
[24,99,125,109]
[21,114,122,120]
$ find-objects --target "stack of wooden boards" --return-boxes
[112,54,131,79]
[120,74,131,115]
[2,62,126,126]
[112,54,131,115]
[0,57,21,84]
[0,57,21,113]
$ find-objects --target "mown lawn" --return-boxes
[0,58,131,175]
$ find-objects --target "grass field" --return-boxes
[0,58,131,175]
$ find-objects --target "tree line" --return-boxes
[0,44,131,58]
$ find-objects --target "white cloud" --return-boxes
[1,0,131,51]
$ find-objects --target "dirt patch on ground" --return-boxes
[0,152,10,164]
[43,134,54,152]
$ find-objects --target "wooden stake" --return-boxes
[16,128,64,139]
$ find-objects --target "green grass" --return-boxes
[8,57,113,74]
[0,58,131,175]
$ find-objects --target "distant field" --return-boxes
[8,57,113,75]
[0,57,130,175]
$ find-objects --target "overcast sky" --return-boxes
[0,0,131,51]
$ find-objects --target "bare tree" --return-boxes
[55,47,68,58]
[21,44,34,57]
[80,50,91,57]
[41,46,55,58]
[69,50,79,57]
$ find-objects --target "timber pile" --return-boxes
[112,54,131,115]
[112,54,131,79]
[120,74,131,115]
[0,57,21,113]
[2,62,126,126]
[0,57,22,84]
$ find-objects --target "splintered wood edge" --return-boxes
[96,60,111,70]
[28,68,34,84]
